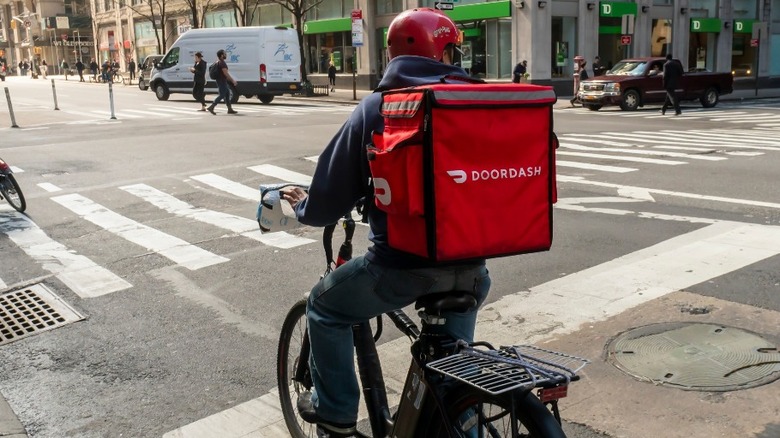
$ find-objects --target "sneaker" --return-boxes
[227,109,238,114]
[297,392,356,437]
[207,107,216,115]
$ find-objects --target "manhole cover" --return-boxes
[607,322,780,391]
[0,284,84,346]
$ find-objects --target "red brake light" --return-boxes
[259,64,267,83]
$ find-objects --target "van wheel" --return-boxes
[259,95,274,104]
[155,84,170,101]
[244,94,254,99]
[229,85,239,104]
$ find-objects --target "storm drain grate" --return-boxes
[607,322,780,391]
[0,284,85,346]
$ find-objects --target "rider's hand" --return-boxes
[280,187,308,208]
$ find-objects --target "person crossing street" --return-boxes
[206,50,238,115]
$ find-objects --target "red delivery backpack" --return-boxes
[368,82,557,262]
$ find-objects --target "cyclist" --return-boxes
[280,8,490,437]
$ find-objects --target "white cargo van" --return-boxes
[150,26,301,104]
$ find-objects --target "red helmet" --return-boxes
[387,8,459,60]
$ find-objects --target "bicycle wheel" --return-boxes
[0,174,26,212]
[277,299,316,438]
[418,386,566,438]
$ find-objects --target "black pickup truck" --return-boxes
[578,57,734,111]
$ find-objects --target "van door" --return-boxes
[157,47,186,88]
[262,30,301,85]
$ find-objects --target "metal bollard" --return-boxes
[108,81,116,120]
[51,79,60,110]
[4,87,19,128]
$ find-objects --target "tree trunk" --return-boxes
[295,14,307,83]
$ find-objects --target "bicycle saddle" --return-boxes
[415,291,478,315]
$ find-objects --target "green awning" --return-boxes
[303,17,351,35]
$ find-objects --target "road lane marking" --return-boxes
[248,164,313,185]
[556,160,637,173]
[121,109,174,117]
[165,220,780,438]
[51,193,228,270]
[37,183,62,192]
[120,184,314,249]
[190,173,260,200]
[0,209,132,297]
[556,151,686,165]
[559,142,726,161]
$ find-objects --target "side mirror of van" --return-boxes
[154,62,161,69]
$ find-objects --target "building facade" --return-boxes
[2,0,779,90]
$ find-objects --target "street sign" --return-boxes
[351,9,363,47]
[621,35,632,45]
[750,39,759,47]
[435,1,454,10]
[621,14,635,34]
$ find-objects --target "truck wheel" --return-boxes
[585,104,602,111]
[154,83,170,101]
[258,95,274,104]
[229,84,240,104]
[700,87,719,108]
[619,90,639,111]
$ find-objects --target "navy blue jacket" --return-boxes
[294,56,484,268]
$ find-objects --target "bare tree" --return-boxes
[182,0,215,29]
[124,0,185,54]
[231,0,264,27]
[268,0,322,83]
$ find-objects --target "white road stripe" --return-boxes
[559,142,726,161]
[120,184,314,249]
[556,160,637,173]
[166,220,780,438]
[652,145,718,152]
[190,174,260,200]
[248,164,313,185]
[37,182,62,192]
[0,210,132,297]
[556,151,686,165]
[51,193,228,270]
[10,166,23,173]
[121,109,176,117]
[146,106,207,115]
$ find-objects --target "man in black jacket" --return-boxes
[661,54,683,115]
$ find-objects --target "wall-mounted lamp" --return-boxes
[641,6,650,13]
[724,21,731,29]
[587,2,595,10]
[517,0,525,9]
[680,7,687,14]
[538,1,547,8]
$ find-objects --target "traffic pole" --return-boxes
[4,87,19,128]
[108,80,116,120]
[51,79,60,110]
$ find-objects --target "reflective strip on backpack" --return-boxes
[381,93,424,118]
[432,88,557,105]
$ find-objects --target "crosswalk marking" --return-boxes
[559,142,726,161]
[190,174,260,200]
[51,193,228,271]
[121,109,175,117]
[0,209,132,297]
[556,150,686,165]
[248,164,313,185]
[120,184,314,249]
[37,183,62,192]
[556,160,637,173]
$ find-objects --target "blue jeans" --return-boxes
[209,80,232,111]
[306,255,490,424]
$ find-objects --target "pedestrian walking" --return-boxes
[75,59,85,82]
[101,59,112,82]
[61,59,70,80]
[570,55,586,106]
[592,56,606,76]
[327,61,336,92]
[512,60,528,83]
[89,59,98,81]
[128,58,136,82]
[40,60,47,79]
[190,52,207,111]
[661,54,683,116]
[18,61,24,77]
[206,49,238,115]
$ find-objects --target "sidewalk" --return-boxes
[0,394,27,437]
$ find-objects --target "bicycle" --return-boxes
[262,185,588,437]
[0,157,25,212]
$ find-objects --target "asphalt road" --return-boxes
[0,76,778,438]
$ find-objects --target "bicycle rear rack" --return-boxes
[426,345,589,396]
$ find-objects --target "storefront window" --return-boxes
[255,4,284,26]
[650,19,672,56]
[688,17,720,71]
[307,32,355,75]
[205,10,237,28]
[315,0,344,20]
[552,16,577,78]
[772,0,780,75]
[731,0,759,78]
[377,0,403,15]
[134,21,159,60]
[598,2,637,70]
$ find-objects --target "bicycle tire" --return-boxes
[0,174,26,212]
[277,299,316,438]
[417,385,567,438]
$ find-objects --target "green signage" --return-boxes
[599,2,637,17]
[690,18,722,33]
[599,25,623,35]
[733,19,755,34]
[444,0,510,22]
[303,17,351,35]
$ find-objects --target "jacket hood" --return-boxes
[377,56,469,90]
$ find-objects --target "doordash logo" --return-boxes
[447,166,543,184]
